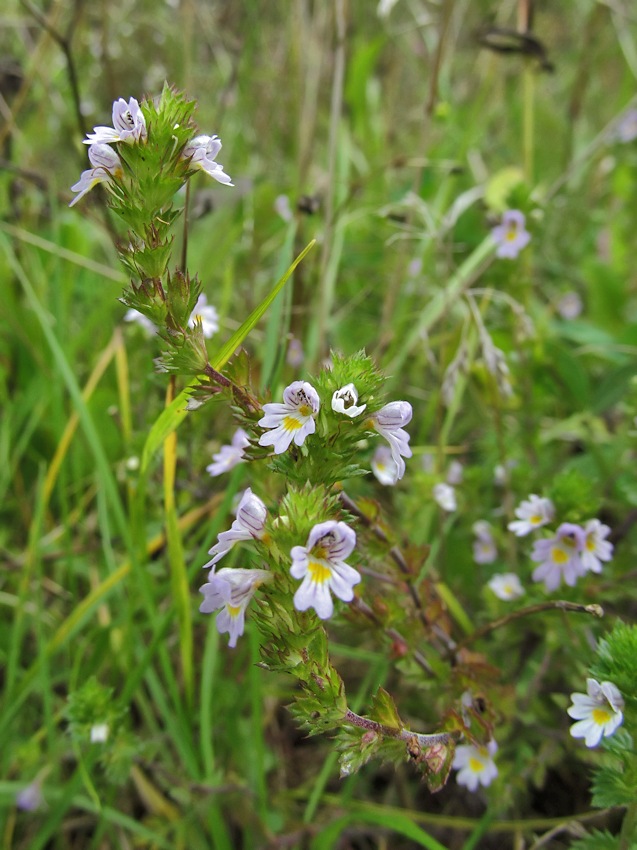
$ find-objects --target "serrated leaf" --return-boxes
[370,687,403,731]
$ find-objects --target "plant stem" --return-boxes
[619,801,637,850]
[344,709,458,750]
[457,601,604,650]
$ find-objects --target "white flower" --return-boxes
[290,521,361,620]
[494,464,507,486]
[206,428,249,477]
[203,488,267,567]
[473,535,497,564]
[447,460,464,485]
[615,109,637,143]
[16,779,45,812]
[188,293,219,338]
[183,134,233,186]
[453,740,498,792]
[491,210,531,259]
[69,143,123,207]
[331,383,367,418]
[274,194,293,222]
[567,678,624,747]
[371,445,399,486]
[286,336,304,368]
[433,482,456,512]
[508,494,555,536]
[84,97,147,145]
[581,519,613,574]
[370,401,412,481]
[199,567,271,648]
[258,381,320,454]
[123,308,156,335]
[557,291,583,320]
[473,520,497,562]
[90,723,109,743]
[531,522,586,591]
[487,573,524,600]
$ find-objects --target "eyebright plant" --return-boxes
[69,87,634,811]
[69,87,463,790]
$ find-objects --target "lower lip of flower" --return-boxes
[592,708,612,725]
[308,561,331,583]
[551,547,569,564]
[283,416,303,431]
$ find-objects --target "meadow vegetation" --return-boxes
[1,1,637,848]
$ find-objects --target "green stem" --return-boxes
[619,801,637,850]
[163,376,194,706]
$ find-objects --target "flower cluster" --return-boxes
[255,379,412,484]
[200,502,361,643]
[506,495,613,592]
[70,94,232,206]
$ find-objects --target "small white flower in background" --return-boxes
[473,536,497,564]
[16,779,45,812]
[370,401,412,481]
[615,108,637,144]
[488,573,524,600]
[274,194,293,222]
[508,494,555,536]
[69,143,123,207]
[371,445,400,486]
[290,521,361,620]
[183,134,233,186]
[84,97,147,145]
[473,520,493,539]
[446,460,464,485]
[332,383,367,418]
[203,488,267,567]
[408,257,423,277]
[286,336,304,368]
[491,210,531,259]
[581,519,613,574]
[531,522,586,591]
[433,482,456,512]
[199,567,271,648]
[90,723,109,743]
[453,740,498,791]
[567,678,624,747]
[557,291,583,320]
[473,519,497,563]
[188,293,219,338]
[206,428,249,477]
[493,463,508,486]
[258,381,320,454]
[123,308,156,335]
